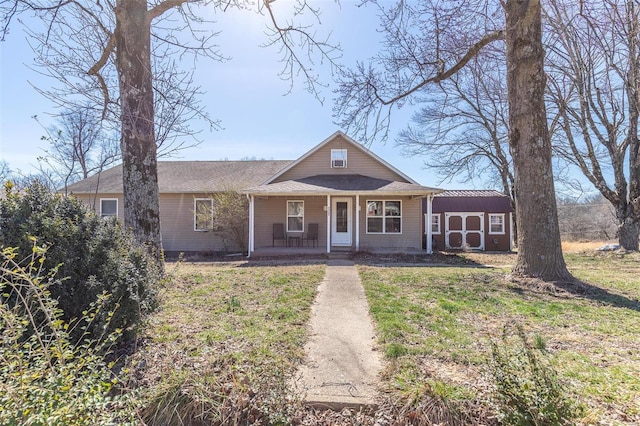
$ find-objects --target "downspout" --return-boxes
[426,194,433,254]
[355,194,360,251]
[326,195,331,253]
[247,194,254,258]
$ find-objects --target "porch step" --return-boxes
[328,251,352,260]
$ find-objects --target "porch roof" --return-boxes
[243,174,442,196]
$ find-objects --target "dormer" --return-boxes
[331,149,347,168]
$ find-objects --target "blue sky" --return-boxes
[0,1,473,189]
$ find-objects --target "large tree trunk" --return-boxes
[115,1,163,260]
[504,0,571,280]
[618,214,640,251]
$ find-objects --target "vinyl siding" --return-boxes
[72,192,232,252]
[358,196,423,251]
[254,196,328,248]
[274,134,407,182]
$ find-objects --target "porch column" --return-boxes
[426,194,433,254]
[248,195,255,257]
[355,194,360,251]
[326,195,331,253]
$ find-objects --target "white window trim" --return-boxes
[330,149,347,168]
[431,213,441,234]
[287,200,304,233]
[194,198,214,231]
[100,198,118,218]
[366,200,402,234]
[489,213,506,235]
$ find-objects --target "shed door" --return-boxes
[445,213,484,250]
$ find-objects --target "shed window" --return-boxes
[194,198,214,231]
[331,149,347,168]
[287,200,304,232]
[489,213,505,234]
[431,214,441,234]
[100,199,118,218]
[366,200,401,234]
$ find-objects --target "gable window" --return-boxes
[100,199,118,218]
[287,200,304,232]
[366,200,401,234]
[194,198,214,231]
[431,214,441,234]
[331,149,347,168]
[489,213,505,234]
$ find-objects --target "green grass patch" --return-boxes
[136,262,325,425]
[359,253,640,425]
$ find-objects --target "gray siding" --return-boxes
[358,196,423,251]
[275,135,407,182]
[73,192,232,253]
[254,196,328,248]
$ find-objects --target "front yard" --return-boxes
[360,251,640,425]
[130,251,640,425]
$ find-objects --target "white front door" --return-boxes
[332,198,352,246]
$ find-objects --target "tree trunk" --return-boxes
[618,214,640,251]
[115,1,163,260]
[504,0,571,280]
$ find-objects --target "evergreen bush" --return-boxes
[0,181,160,344]
[0,246,139,425]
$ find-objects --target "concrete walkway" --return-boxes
[295,259,383,409]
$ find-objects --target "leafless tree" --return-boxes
[335,0,571,280]
[545,0,640,250]
[395,47,515,206]
[1,0,338,260]
[0,161,10,184]
[34,106,119,191]
[557,194,617,242]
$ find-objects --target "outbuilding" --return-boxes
[425,190,514,251]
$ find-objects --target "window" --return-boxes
[331,149,347,168]
[287,200,304,232]
[431,214,441,234]
[194,198,214,231]
[489,213,505,234]
[366,200,401,234]
[100,199,118,218]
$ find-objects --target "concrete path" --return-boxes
[295,259,383,409]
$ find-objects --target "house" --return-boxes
[65,159,290,253]
[241,132,442,255]
[428,190,514,251]
[65,131,512,255]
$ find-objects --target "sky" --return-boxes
[0,1,476,189]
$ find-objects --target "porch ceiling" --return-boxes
[243,174,442,196]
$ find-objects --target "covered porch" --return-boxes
[243,175,442,257]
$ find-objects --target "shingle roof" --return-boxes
[243,174,441,195]
[65,160,292,194]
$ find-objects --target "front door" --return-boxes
[332,198,352,246]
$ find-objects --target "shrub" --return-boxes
[487,324,582,425]
[0,247,139,425]
[0,181,160,344]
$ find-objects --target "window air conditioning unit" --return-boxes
[332,159,345,168]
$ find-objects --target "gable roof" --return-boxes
[65,160,292,194]
[262,131,419,185]
[243,174,441,196]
